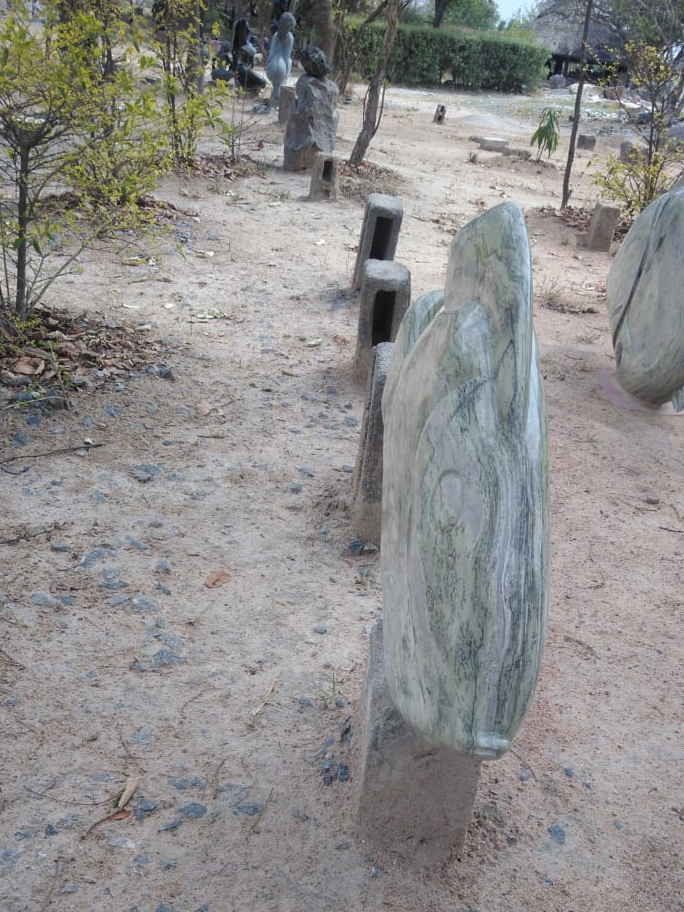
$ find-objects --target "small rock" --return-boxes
[548,824,566,844]
[29,591,60,608]
[313,625,327,634]
[233,803,262,817]
[152,649,183,667]
[178,803,207,820]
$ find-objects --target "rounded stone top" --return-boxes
[300,45,330,78]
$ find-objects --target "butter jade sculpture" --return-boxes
[607,182,684,410]
[380,202,549,759]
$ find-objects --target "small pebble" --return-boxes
[313,625,327,634]
[153,649,183,667]
[233,803,262,817]
[178,803,207,820]
[548,824,566,845]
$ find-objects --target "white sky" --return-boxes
[495,0,534,23]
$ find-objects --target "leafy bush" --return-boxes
[347,21,549,92]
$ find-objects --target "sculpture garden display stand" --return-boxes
[352,194,404,290]
[353,259,410,384]
[355,202,549,866]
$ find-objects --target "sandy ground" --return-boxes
[1,81,683,912]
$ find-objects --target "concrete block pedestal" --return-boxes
[353,624,482,870]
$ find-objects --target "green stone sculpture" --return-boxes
[380,202,549,759]
[607,183,684,410]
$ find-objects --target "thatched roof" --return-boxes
[528,10,625,65]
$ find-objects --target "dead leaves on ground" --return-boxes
[1,307,168,394]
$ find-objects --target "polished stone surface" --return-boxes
[381,202,549,759]
[607,183,684,409]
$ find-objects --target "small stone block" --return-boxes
[354,259,410,384]
[308,152,339,201]
[577,134,596,150]
[278,85,296,125]
[433,104,446,124]
[353,623,481,869]
[587,201,621,251]
[351,343,393,545]
[352,193,404,290]
[477,137,509,152]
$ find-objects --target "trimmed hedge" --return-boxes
[348,22,550,92]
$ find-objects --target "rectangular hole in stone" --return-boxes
[369,216,393,260]
[372,290,396,345]
[322,159,333,181]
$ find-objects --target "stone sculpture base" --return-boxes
[351,343,393,546]
[354,259,411,384]
[354,624,482,870]
[308,151,340,201]
[352,193,404,290]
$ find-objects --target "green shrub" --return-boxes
[346,21,549,92]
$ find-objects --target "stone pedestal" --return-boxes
[352,194,403,290]
[586,201,621,251]
[354,624,482,869]
[278,85,296,125]
[354,259,410,384]
[308,152,340,201]
[351,343,392,546]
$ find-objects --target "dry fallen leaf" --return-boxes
[205,569,231,588]
[13,357,45,376]
[107,809,132,822]
[116,776,141,810]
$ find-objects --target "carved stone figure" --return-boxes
[265,11,295,109]
[380,202,549,759]
[283,51,339,171]
[607,182,684,410]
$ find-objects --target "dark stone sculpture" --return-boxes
[283,50,339,172]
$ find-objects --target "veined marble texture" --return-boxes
[607,183,684,409]
[381,202,549,759]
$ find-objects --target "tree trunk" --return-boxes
[433,0,449,28]
[561,0,593,209]
[348,0,399,167]
[296,0,335,60]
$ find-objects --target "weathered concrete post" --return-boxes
[586,201,621,251]
[433,104,446,124]
[308,151,340,201]
[353,259,411,384]
[278,85,296,125]
[352,194,403,290]
[350,342,393,546]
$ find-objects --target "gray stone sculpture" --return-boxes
[265,12,295,109]
[607,182,684,410]
[283,48,339,172]
[380,201,549,758]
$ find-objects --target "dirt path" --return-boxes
[1,84,683,912]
